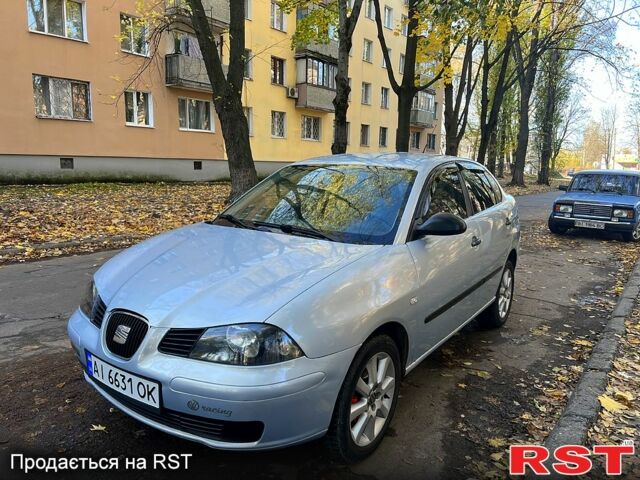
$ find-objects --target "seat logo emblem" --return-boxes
[113,325,132,345]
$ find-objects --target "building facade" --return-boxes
[0,0,443,181]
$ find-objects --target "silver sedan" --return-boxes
[67,153,520,462]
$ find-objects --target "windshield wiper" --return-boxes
[254,221,337,242]
[216,213,256,230]
[600,189,623,195]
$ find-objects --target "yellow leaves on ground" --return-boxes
[573,339,594,348]
[0,182,230,264]
[487,437,507,449]
[598,395,627,413]
[90,424,107,432]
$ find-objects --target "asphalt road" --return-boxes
[0,190,621,479]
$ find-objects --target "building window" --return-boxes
[32,74,90,120]
[360,124,370,146]
[379,127,388,147]
[244,49,252,79]
[412,91,436,112]
[361,82,371,105]
[427,133,437,150]
[270,0,285,31]
[271,111,286,138]
[364,0,374,19]
[410,131,421,150]
[380,87,389,109]
[401,14,409,36]
[244,0,252,19]
[120,14,148,56]
[125,91,152,127]
[306,58,337,89]
[194,161,203,170]
[271,56,285,85]
[60,157,74,169]
[243,107,253,136]
[382,48,391,68]
[399,53,405,73]
[363,39,373,62]
[27,0,85,41]
[301,115,321,141]
[383,6,393,28]
[178,98,213,132]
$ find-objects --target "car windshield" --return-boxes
[569,174,639,196]
[220,164,417,245]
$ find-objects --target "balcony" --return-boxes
[296,84,335,112]
[295,39,339,61]
[410,109,436,128]
[165,54,227,92]
[165,0,230,30]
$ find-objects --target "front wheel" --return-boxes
[622,224,640,242]
[548,217,568,235]
[477,260,515,329]
[325,335,400,463]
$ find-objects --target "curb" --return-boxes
[542,258,640,452]
[0,235,146,257]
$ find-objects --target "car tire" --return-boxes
[548,217,568,235]
[622,225,640,242]
[477,260,515,329]
[325,335,401,464]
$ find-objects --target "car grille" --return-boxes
[92,381,264,443]
[573,203,612,218]
[158,328,206,357]
[90,296,107,328]
[105,311,149,359]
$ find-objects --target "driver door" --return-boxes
[406,164,483,359]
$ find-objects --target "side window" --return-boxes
[481,171,503,204]
[425,168,468,219]
[461,169,495,213]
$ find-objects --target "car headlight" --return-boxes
[189,324,304,365]
[79,280,97,318]
[613,208,634,219]
[555,204,572,213]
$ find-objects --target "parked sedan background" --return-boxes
[67,153,520,463]
[549,170,640,241]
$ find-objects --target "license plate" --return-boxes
[86,351,160,409]
[575,220,605,230]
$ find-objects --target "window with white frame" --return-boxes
[32,74,90,120]
[271,56,285,85]
[306,58,337,89]
[179,98,213,132]
[427,133,437,150]
[270,0,285,31]
[410,131,421,149]
[379,126,388,147]
[363,39,373,62]
[399,53,405,73]
[383,6,393,28]
[360,124,370,146]
[382,48,391,68]
[125,91,152,127]
[364,0,374,19]
[271,111,286,138]
[380,87,389,108]
[301,115,321,141]
[244,0,252,19]
[27,0,85,40]
[412,91,436,111]
[361,82,371,105]
[243,107,253,136]
[244,49,253,79]
[120,14,148,56]
[401,14,409,36]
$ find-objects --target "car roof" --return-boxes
[574,169,640,177]
[295,152,475,174]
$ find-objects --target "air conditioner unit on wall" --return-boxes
[287,87,299,99]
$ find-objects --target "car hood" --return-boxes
[557,192,639,206]
[94,223,380,328]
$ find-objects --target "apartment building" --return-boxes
[0,0,443,181]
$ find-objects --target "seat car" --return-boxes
[548,170,640,242]
[67,153,520,462]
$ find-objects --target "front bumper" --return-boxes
[68,309,359,450]
[549,215,636,233]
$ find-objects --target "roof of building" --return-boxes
[298,152,473,173]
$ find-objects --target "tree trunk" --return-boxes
[396,91,414,151]
[487,130,498,173]
[537,50,558,186]
[511,96,530,186]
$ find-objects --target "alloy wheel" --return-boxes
[497,268,513,319]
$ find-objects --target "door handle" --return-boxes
[471,236,482,247]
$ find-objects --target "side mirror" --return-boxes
[413,213,467,239]
[559,184,568,191]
